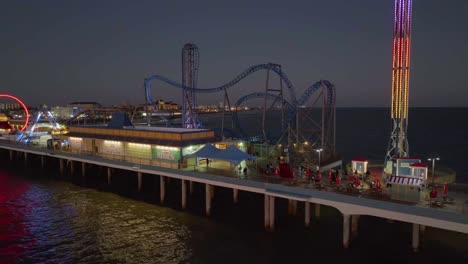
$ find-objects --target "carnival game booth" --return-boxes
[53,112,216,169]
[351,157,368,174]
[386,158,425,203]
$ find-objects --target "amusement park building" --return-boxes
[68,102,102,109]
[52,125,216,169]
[0,103,21,110]
[51,106,75,119]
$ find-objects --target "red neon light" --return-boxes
[0,94,29,131]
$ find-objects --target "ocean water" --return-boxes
[1,108,467,263]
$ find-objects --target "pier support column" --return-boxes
[181,180,187,209]
[160,176,166,204]
[189,181,194,195]
[412,223,420,252]
[9,150,13,161]
[137,172,142,192]
[343,214,350,249]
[315,204,321,220]
[269,196,275,230]
[41,155,45,168]
[233,189,239,204]
[59,159,64,175]
[206,184,212,216]
[304,202,311,227]
[351,215,360,236]
[81,162,86,177]
[107,168,112,185]
[70,160,74,176]
[264,195,270,230]
[288,200,297,215]
[24,152,28,164]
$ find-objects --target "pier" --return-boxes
[1,141,468,251]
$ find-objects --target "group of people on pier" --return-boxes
[263,163,385,192]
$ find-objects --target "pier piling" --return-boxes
[292,200,297,215]
[41,155,45,168]
[60,159,64,175]
[233,189,238,204]
[206,184,212,216]
[9,150,13,161]
[305,202,310,227]
[107,168,112,185]
[182,180,187,209]
[315,204,321,220]
[269,196,275,230]
[137,172,142,192]
[160,176,166,204]
[343,214,350,249]
[81,162,86,177]
[189,181,194,194]
[412,223,420,252]
[351,215,360,236]
[264,195,270,230]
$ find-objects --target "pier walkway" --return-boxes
[1,140,467,250]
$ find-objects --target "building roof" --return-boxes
[75,124,210,134]
[60,132,215,147]
[131,126,210,133]
[352,157,367,162]
[410,162,428,168]
[68,102,100,105]
[186,144,256,165]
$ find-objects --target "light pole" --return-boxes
[427,157,440,185]
[316,148,323,171]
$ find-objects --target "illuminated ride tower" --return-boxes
[385,0,413,172]
[182,43,201,128]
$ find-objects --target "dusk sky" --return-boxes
[1,0,467,107]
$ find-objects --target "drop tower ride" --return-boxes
[385,0,413,168]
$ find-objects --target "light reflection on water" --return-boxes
[0,170,193,263]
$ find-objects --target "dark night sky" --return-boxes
[1,0,467,107]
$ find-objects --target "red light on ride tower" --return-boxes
[386,0,413,165]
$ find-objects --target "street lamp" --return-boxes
[316,148,323,171]
[427,157,440,185]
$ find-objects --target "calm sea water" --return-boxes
[1,108,468,263]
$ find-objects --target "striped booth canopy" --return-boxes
[387,176,423,186]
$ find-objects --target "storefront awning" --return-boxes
[388,176,423,186]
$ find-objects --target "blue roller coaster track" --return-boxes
[145,63,297,108]
[144,63,335,144]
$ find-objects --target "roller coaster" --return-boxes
[145,44,336,158]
